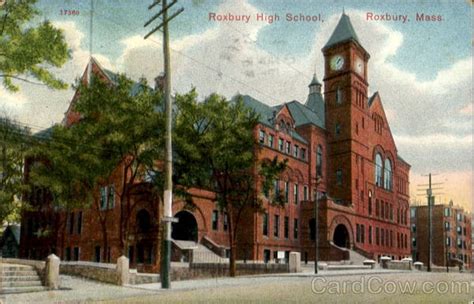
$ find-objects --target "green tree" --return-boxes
[0,117,29,224]
[72,74,164,255]
[174,93,287,277]
[0,0,69,92]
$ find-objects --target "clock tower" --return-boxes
[323,13,370,207]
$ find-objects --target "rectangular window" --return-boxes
[285,141,291,154]
[384,202,389,219]
[274,180,280,197]
[69,212,75,234]
[294,219,298,239]
[389,205,393,221]
[278,138,284,151]
[368,196,372,215]
[303,186,308,201]
[94,246,101,262]
[100,187,107,210]
[77,211,83,234]
[411,224,416,233]
[376,227,379,245]
[386,230,389,247]
[259,130,266,144]
[390,230,393,247]
[381,228,385,246]
[368,226,372,244]
[301,148,306,160]
[381,201,384,218]
[293,145,299,158]
[108,185,115,209]
[410,208,416,217]
[444,221,450,231]
[223,212,228,231]
[376,200,379,217]
[73,247,80,261]
[412,238,416,248]
[444,208,451,217]
[212,210,218,230]
[284,216,289,239]
[284,181,289,203]
[293,184,299,204]
[361,225,365,244]
[263,213,268,236]
[356,224,360,243]
[336,169,342,185]
[65,247,71,261]
[274,215,279,238]
[268,134,274,148]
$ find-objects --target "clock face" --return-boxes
[355,58,364,75]
[330,55,344,71]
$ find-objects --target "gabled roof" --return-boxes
[286,100,325,129]
[368,92,379,107]
[239,95,276,128]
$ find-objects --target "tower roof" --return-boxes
[323,13,360,50]
[309,73,321,86]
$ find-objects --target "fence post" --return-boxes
[116,255,129,286]
[289,252,301,273]
[46,254,60,289]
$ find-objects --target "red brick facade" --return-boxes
[20,13,412,270]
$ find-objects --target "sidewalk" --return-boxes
[1,268,414,303]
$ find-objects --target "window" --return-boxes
[375,153,383,187]
[361,225,365,243]
[303,186,308,201]
[375,199,379,217]
[368,226,372,244]
[336,88,343,104]
[335,123,341,135]
[293,184,299,204]
[384,158,392,190]
[108,186,115,208]
[274,215,280,237]
[381,201,384,218]
[356,224,360,242]
[375,227,380,245]
[294,219,298,239]
[285,141,291,154]
[73,247,80,261]
[268,134,274,148]
[384,201,388,219]
[274,180,280,197]
[411,224,416,233]
[316,145,323,176]
[223,212,228,231]
[69,212,75,234]
[262,213,268,236]
[444,221,450,231]
[65,247,71,261]
[94,246,101,262]
[410,208,416,217]
[278,138,284,151]
[301,148,306,160]
[412,238,417,248]
[368,191,372,215]
[457,226,462,235]
[284,216,289,239]
[284,181,289,203]
[100,187,107,210]
[444,208,451,217]
[336,169,342,185]
[259,130,266,144]
[77,211,83,234]
[100,185,114,210]
[309,218,316,240]
[381,228,385,246]
[294,145,299,158]
[212,210,218,230]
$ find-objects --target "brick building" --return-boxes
[410,202,472,269]
[20,13,411,270]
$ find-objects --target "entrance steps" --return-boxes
[172,240,228,263]
[0,263,47,294]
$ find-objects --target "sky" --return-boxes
[0,0,472,212]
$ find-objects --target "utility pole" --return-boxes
[427,173,432,272]
[314,176,321,274]
[144,0,183,289]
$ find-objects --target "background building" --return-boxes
[410,202,472,269]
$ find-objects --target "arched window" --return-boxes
[375,153,383,187]
[384,158,392,190]
[316,145,323,176]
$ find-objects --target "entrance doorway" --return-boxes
[172,211,198,242]
[333,224,350,248]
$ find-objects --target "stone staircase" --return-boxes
[172,240,228,263]
[0,263,46,294]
